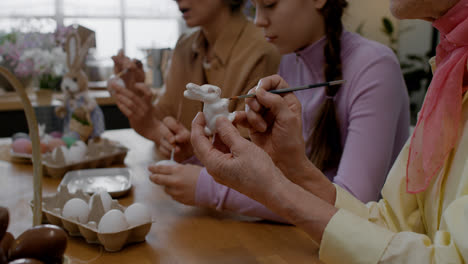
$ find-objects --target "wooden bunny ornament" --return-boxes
[55,31,105,141]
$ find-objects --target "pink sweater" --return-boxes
[192,31,410,222]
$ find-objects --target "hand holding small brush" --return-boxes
[111,49,146,91]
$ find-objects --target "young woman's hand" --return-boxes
[161,116,194,162]
[108,80,175,156]
[148,163,202,206]
[111,50,145,90]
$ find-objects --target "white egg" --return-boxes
[89,190,113,212]
[98,209,129,233]
[62,198,89,224]
[124,203,151,227]
[68,141,87,163]
[154,160,178,166]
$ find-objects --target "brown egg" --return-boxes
[8,225,67,263]
[0,232,13,258]
[8,259,44,264]
[0,207,8,240]
[0,247,7,264]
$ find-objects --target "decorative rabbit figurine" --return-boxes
[184,83,236,136]
[55,31,105,141]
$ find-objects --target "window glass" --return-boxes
[125,19,179,58]
[125,0,180,17]
[0,0,55,16]
[64,18,122,60]
[63,0,121,16]
[0,18,56,33]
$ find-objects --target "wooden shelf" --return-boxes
[0,89,115,111]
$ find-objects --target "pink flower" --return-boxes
[0,26,74,79]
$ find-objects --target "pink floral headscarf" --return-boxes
[407,0,468,193]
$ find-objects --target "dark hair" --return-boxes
[224,0,246,12]
[306,0,348,171]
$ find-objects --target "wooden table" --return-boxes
[0,129,321,264]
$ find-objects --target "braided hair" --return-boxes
[306,0,348,171]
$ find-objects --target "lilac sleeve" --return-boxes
[333,53,409,202]
[195,167,288,223]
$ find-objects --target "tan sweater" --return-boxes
[153,13,280,136]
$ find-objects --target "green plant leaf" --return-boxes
[382,17,394,35]
[355,21,366,36]
[71,113,91,126]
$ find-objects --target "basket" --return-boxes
[0,66,42,225]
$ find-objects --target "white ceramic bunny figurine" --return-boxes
[184,83,236,136]
[55,31,105,141]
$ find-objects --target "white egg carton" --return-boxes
[38,186,152,252]
[41,139,128,179]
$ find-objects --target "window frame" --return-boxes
[0,0,182,54]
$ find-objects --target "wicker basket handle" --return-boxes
[0,66,42,226]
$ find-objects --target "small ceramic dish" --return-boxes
[59,168,132,198]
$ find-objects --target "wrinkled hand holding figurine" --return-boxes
[184,83,236,136]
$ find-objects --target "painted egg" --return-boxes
[12,140,48,154]
[47,138,66,152]
[11,139,32,154]
[49,131,62,138]
[61,135,78,148]
[11,132,30,141]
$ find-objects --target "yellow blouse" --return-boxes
[319,61,468,263]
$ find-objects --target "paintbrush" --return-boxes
[229,80,346,100]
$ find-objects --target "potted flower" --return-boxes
[0,26,73,104]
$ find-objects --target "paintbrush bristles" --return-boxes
[229,80,346,100]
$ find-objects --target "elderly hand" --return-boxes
[238,75,313,185]
[192,112,337,244]
[148,163,201,206]
[237,75,335,204]
[191,113,286,202]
